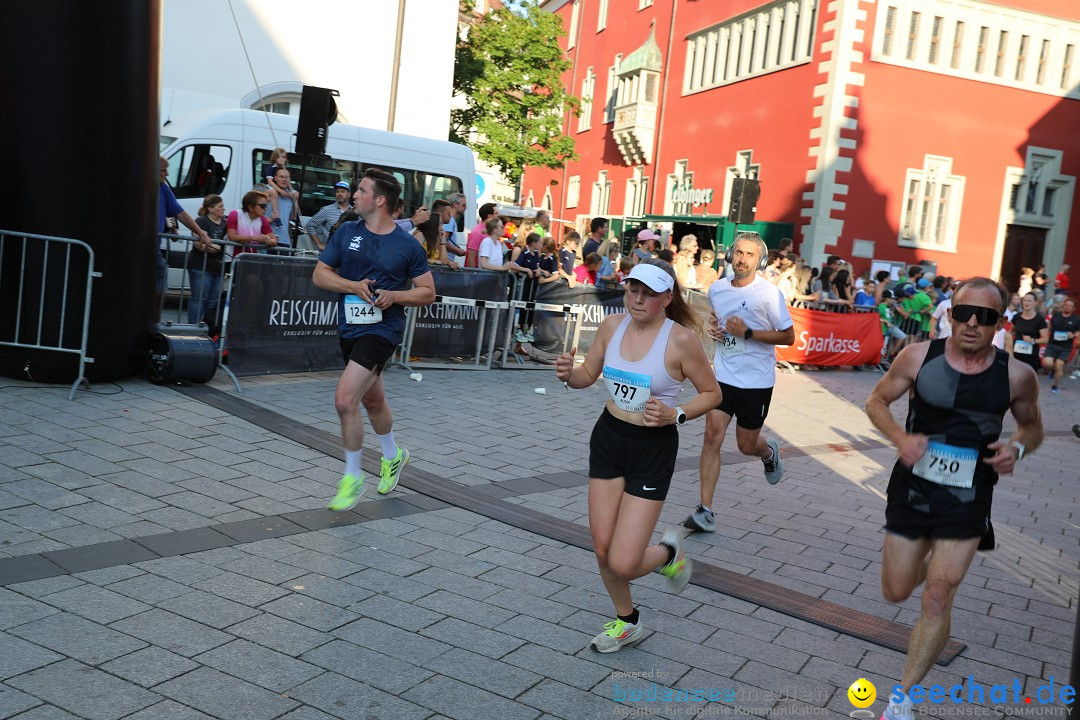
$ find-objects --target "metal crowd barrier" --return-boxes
[396,292,509,371]
[157,232,312,329]
[0,229,101,399]
[499,273,584,369]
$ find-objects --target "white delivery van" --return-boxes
[159,109,476,282]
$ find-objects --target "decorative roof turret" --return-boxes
[619,22,662,75]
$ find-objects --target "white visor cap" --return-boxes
[626,263,675,293]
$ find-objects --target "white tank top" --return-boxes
[601,315,681,414]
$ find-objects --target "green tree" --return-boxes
[452,0,579,188]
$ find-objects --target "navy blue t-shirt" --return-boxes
[319,218,429,344]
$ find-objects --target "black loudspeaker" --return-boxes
[728,178,761,225]
[145,333,217,385]
[295,86,339,157]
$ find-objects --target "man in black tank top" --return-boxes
[865,277,1043,720]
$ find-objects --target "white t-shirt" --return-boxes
[931,299,952,339]
[479,237,505,268]
[708,274,793,389]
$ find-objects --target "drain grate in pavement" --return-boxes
[171,384,965,665]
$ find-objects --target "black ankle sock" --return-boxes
[660,542,677,566]
[618,608,639,625]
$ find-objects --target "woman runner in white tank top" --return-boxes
[556,259,721,653]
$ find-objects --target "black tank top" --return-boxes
[889,340,1012,512]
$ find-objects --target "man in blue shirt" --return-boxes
[313,168,435,509]
[158,156,210,316]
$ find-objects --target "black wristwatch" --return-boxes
[743,328,754,340]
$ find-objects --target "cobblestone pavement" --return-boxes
[0,360,1076,720]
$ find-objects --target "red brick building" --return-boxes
[521,0,1080,287]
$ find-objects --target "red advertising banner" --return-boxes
[775,306,883,366]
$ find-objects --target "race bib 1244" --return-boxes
[344,295,382,325]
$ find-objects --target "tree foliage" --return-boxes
[452,0,579,187]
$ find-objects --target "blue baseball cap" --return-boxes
[334,181,351,190]
[917,277,931,288]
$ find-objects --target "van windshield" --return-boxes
[253,149,464,219]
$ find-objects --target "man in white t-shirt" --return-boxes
[685,232,796,533]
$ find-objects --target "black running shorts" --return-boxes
[715,381,773,430]
[340,335,398,375]
[589,408,678,501]
[1044,345,1072,363]
[884,497,996,551]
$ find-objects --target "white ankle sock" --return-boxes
[345,449,362,478]
[376,431,397,460]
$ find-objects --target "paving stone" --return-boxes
[341,568,434,602]
[349,593,443,632]
[195,639,323,693]
[401,527,484,556]
[109,609,231,658]
[133,526,237,557]
[158,590,262,629]
[155,666,299,720]
[503,643,612,691]
[99,646,200,688]
[301,639,434,695]
[75,484,166,514]
[276,548,365,579]
[479,566,566,598]
[38,583,151,624]
[275,709,339,720]
[192,571,291,607]
[2,479,88,511]
[226,614,330,657]
[71,565,144,585]
[137,507,216,531]
[10,612,146,665]
[334,617,452,665]
[0,506,80,533]
[258,593,359,632]
[485,588,578,624]
[407,567,503,599]
[0,686,41,717]
[218,555,307,585]
[278,573,373,607]
[403,675,541,720]
[414,589,517,628]
[135,555,224,585]
[0,588,60,630]
[6,659,160,720]
[289,671,431,720]
[0,630,64,680]
[424,647,543,698]
[4,574,83,598]
[491,615,591,655]
[106,574,192,604]
[416,613,522,660]
[120,699,215,720]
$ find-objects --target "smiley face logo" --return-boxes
[847,678,877,709]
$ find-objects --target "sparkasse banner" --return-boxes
[775,306,883,367]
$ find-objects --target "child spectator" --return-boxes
[260,147,290,227]
[573,252,602,285]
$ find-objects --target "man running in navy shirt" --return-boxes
[313,168,435,508]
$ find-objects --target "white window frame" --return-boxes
[898,155,965,253]
[568,0,580,50]
[605,54,622,123]
[567,175,581,209]
[871,0,1080,100]
[683,0,818,95]
[639,0,653,9]
[578,68,595,133]
[664,159,693,215]
[597,0,608,32]
[591,170,612,215]
[624,166,649,216]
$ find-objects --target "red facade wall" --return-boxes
[525,0,1080,280]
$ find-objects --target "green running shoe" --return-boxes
[378,446,409,495]
[328,473,364,511]
[590,618,644,653]
[658,529,692,593]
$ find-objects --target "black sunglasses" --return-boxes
[951,304,1000,326]
[258,203,269,209]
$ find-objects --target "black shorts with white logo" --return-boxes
[340,334,398,375]
[589,408,678,501]
[715,381,773,430]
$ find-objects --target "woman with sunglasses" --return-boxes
[226,190,278,254]
[866,277,1043,720]
[1005,293,1048,374]
[555,260,721,653]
